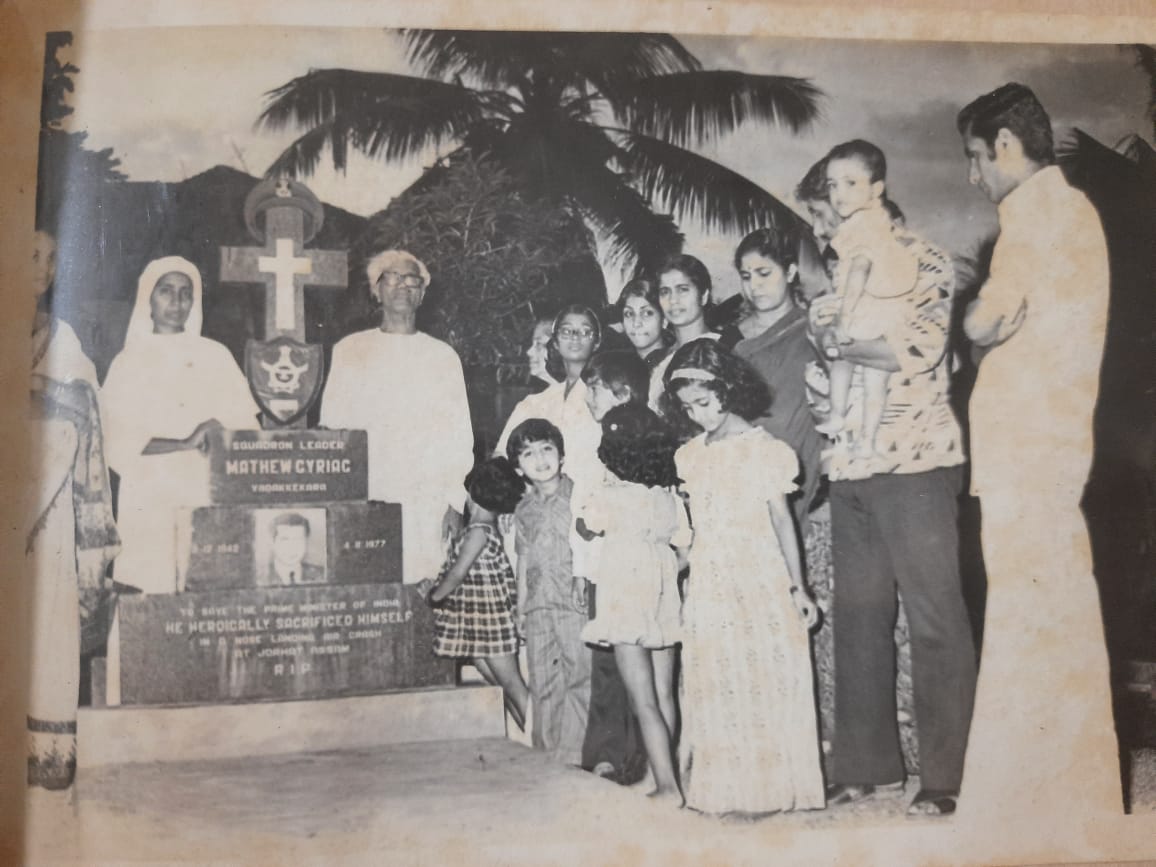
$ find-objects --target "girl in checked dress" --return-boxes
[424,457,529,731]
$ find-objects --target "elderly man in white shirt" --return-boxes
[321,250,474,584]
[956,82,1122,824]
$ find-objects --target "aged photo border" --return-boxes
[2,1,1155,864]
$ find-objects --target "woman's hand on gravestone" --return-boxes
[187,418,224,454]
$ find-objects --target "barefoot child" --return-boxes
[424,457,530,730]
[580,402,689,805]
[815,139,918,464]
[577,351,653,783]
[507,419,591,765]
[662,340,825,816]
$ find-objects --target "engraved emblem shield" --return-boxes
[244,336,323,426]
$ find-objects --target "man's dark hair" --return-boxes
[795,157,828,204]
[272,512,310,535]
[957,82,1055,165]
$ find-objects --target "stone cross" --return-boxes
[221,203,346,342]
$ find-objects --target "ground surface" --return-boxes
[22,738,1156,866]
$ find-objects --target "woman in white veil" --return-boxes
[101,256,258,595]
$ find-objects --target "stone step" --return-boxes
[78,684,504,768]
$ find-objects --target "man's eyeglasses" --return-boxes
[557,327,595,341]
[376,270,425,288]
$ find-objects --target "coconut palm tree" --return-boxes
[259,30,822,268]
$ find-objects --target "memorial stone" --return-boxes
[118,585,450,705]
[209,428,368,504]
[113,177,455,706]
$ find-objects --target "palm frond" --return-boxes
[609,70,823,148]
[400,30,699,89]
[541,124,683,267]
[544,32,700,90]
[610,128,806,236]
[401,30,557,87]
[572,173,685,269]
[265,119,351,177]
[259,69,493,175]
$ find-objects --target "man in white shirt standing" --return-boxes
[956,82,1122,824]
[321,250,474,584]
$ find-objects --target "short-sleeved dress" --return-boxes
[579,479,690,649]
[676,427,825,814]
[830,205,918,341]
[432,523,519,658]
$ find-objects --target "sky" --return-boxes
[63,27,1151,301]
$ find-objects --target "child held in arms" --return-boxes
[815,139,918,465]
[421,457,530,732]
[507,419,591,765]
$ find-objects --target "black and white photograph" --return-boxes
[7,2,1156,864]
[253,508,328,587]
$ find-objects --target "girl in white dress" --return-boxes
[579,402,690,805]
[662,339,825,816]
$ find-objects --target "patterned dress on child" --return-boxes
[579,478,690,649]
[675,427,825,814]
[433,523,519,658]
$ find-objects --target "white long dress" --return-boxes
[676,427,825,814]
[320,329,474,583]
[100,257,258,594]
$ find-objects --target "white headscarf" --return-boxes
[123,256,204,347]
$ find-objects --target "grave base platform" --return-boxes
[78,684,504,768]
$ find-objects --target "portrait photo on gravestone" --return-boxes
[18,19,1156,864]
